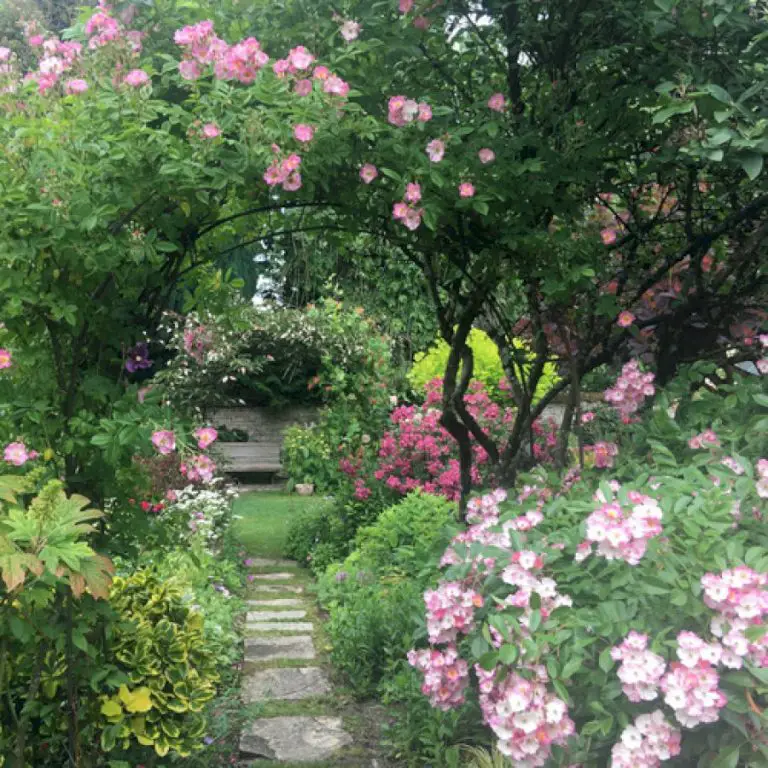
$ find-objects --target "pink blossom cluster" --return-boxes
[611,711,681,768]
[183,324,214,363]
[151,429,176,455]
[85,8,122,49]
[181,454,216,483]
[4,441,38,466]
[406,645,469,710]
[194,426,218,450]
[688,429,720,449]
[388,95,432,127]
[604,360,655,422]
[263,151,302,191]
[610,631,666,702]
[24,33,86,95]
[474,665,574,767]
[500,550,572,624]
[583,440,618,469]
[702,567,768,668]
[757,458,768,499]
[465,488,508,526]
[531,419,557,464]
[424,580,484,644]
[581,488,663,565]
[392,199,423,231]
[0,348,11,369]
[660,657,726,728]
[375,379,513,500]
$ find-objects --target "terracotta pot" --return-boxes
[295,483,315,496]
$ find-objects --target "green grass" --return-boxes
[233,492,317,558]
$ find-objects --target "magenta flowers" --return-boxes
[194,426,218,450]
[4,442,30,466]
[124,69,150,87]
[151,430,176,455]
[0,348,11,369]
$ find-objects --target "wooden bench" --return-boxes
[214,442,283,474]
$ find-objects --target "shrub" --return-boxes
[100,569,220,759]
[281,424,334,490]
[403,364,768,766]
[408,329,560,403]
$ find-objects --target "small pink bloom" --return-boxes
[151,430,176,455]
[478,148,495,164]
[294,78,312,96]
[288,45,314,70]
[4,442,29,466]
[393,201,409,220]
[418,102,432,122]
[487,92,506,112]
[458,182,475,198]
[340,20,362,42]
[293,123,314,142]
[28,35,44,47]
[201,122,220,139]
[313,65,330,80]
[194,427,218,449]
[399,0,414,12]
[601,227,617,245]
[0,349,11,369]
[426,138,445,162]
[0,47,11,62]
[403,208,422,230]
[405,182,422,203]
[124,69,150,87]
[283,172,302,191]
[65,79,88,94]
[283,153,301,172]
[413,15,430,29]
[179,59,202,80]
[323,74,349,96]
[359,164,378,184]
[581,411,595,424]
[617,311,635,328]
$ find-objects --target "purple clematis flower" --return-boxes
[125,342,152,373]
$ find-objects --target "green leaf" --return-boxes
[712,746,741,768]
[499,644,518,665]
[652,101,694,124]
[740,153,764,181]
[702,84,733,104]
[598,646,615,673]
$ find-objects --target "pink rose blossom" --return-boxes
[283,172,302,191]
[179,59,202,80]
[201,122,221,139]
[359,164,378,184]
[312,65,330,80]
[487,92,506,112]
[478,148,495,163]
[4,442,29,466]
[403,208,423,230]
[601,227,617,245]
[288,45,314,70]
[340,20,362,42]
[418,102,432,122]
[181,454,216,483]
[611,711,681,768]
[459,182,475,198]
[28,35,44,47]
[323,74,349,96]
[294,78,312,96]
[408,645,468,710]
[151,430,176,455]
[0,348,12,369]
[617,310,635,328]
[293,123,314,142]
[413,15,430,29]
[124,69,150,87]
[405,182,422,203]
[194,426,218,449]
[0,47,11,62]
[580,411,595,424]
[399,0,414,12]
[426,138,445,162]
[65,78,88,94]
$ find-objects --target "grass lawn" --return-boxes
[233,492,317,559]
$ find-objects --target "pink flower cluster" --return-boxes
[407,645,469,711]
[474,665,574,767]
[4,442,38,466]
[424,581,483,644]
[181,454,216,483]
[660,657,726,728]
[611,631,666,702]
[392,199,423,231]
[183,324,214,363]
[375,379,513,500]
[702,567,768,668]
[500,550,572,625]
[611,711,681,768]
[688,429,720,449]
[151,429,176,455]
[388,95,432,127]
[604,360,655,422]
[85,8,122,49]
[25,34,85,95]
[263,151,302,191]
[0,348,11,369]
[581,488,663,565]
[583,440,618,469]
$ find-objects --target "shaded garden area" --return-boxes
[1,0,768,766]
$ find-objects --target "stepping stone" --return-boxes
[245,635,315,662]
[252,584,303,593]
[247,609,307,622]
[246,557,296,568]
[246,621,314,632]
[240,716,352,762]
[248,598,303,607]
[242,667,330,703]
[250,572,295,581]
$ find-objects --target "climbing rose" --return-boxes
[403,208,422,230]
[478,148,495,163]
[601,227,617,244]
[151,430,176,455]
[65,78,88,94]
[340,20,362,41]
[194,427,218,450]
[288,45,314,70]
[405,182,422,203]
[4,442,29,466]
[313,65,330,80]
[611,711,681,768]
[0,348,11,369]
[418,103,432,122]
[459,182,475,198]
[407,645,469,710]
[399,0,414,12]
[181,454,216,483]
[426,138,445,162]
[124,69,150,87]
[688,429,720,450]
[202,122,221,138]
[611,632,666,702]
[359,164,378,184]
[487,92,506,111]
[179,59,202,80]
[294,78,312,95]
[323,74,349,96]
[0,46,11,61]
[617,310,635,328]
[293,123,314,142]
[604,360,655,422]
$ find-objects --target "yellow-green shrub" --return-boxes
[99,570,219,758]
[408,329,560,402]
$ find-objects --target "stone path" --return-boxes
[239,558,354,765]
